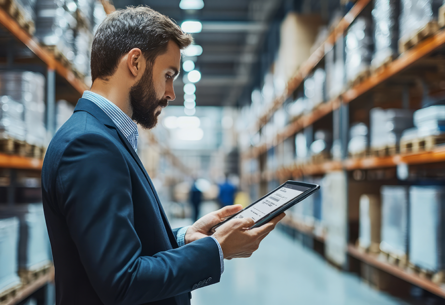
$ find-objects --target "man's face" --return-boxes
[130,40,180,129]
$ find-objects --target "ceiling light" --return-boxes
[187,70,201,83]
[176,127,203,140]
[183,60,195,72]
[179,0,204,10]
[184,100,196,109]
[181,21,202,33]
[163,116,177,129]
[184,93,196,100]
[177,116,200,128]
[183,45,203,57]
[184,83,196,94]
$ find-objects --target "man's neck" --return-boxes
[90,78,133,118]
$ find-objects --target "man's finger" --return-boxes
[215,204,243,219]
[249,213,285,235]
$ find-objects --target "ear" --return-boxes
[126,48,145,78]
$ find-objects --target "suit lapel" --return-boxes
[74,98,179,248]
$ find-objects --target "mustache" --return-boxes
[158,99,168,108]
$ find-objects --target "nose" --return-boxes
[165,82,176,101]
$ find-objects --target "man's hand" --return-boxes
[184,204,244,244]
[213,213,285,259]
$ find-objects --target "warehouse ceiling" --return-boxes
[113,0,283,107]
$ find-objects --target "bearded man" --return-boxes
[41,6,283,305]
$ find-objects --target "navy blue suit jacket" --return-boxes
[42,98,221,305]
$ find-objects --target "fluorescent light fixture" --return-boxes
[177,116,200,128]
[163,116,177,129]
[184,108,196,116]
[179,0,204,10]
[184,100,196,109]
[182,60,195,72]
[184,93,196,100]
[176,127,203,140]
[187,70,201,83]
[184,83,196,95]
[183,45,203,57]
[181,21,202,33]
[66,1,77,12]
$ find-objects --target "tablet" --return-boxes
[211,180,319,231]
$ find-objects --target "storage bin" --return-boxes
[0,217,20,292]
[409,186,445,271]
[380,186,409,257]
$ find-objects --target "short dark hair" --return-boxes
[91,6,193,82]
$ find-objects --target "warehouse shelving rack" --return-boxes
[242,0,445,300]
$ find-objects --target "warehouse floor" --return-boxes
[170,202,406,305]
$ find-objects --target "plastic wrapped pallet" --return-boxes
[93,0,107,33]
[35,0,77,61]
[56,100,74,131]
[370,108,413,148]
[14,0,37,25]
[310,130,332,158]
[410,186,445,272]
[399,0,443,43]
[74,27,92,78]
[0,72,47,147]
[348,122,368,155]
[0,204,50,271]
[322,172,348,266]
[345,13,374,83]
[304,68,326,111]
[380,186,409,257]
[325,39,345,100]
[372,0,401,69]
[295,132,308,163]
[0,96,26,141]
[0,217,20,292]
[359,194,381,253]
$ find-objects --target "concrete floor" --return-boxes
[168,201,406,305]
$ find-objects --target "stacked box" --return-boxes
[0,217,20,292]
[56,100,74,131]
[400,0,443,42]
[0,204,50,270]
[304,68,326,111]
[345,12,374,83]
[322,172,348,266]
[409,186,445,271]
[380,186,409,257]
[35,0,77,61]
[372,0,401,69]
[295,132,309,162]
[348,122,368,155]
[358,194,381,252]
[0,96,26,141]
[370,108,413,148]
[0,72,46,147]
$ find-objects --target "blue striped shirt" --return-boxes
[82,91,224,274]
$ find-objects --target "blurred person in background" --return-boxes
[218,173,237,207]
[189,178,203,222]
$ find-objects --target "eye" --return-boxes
[166,74,173,80]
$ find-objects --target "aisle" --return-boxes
[181,203,406,305]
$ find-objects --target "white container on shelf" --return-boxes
[0,217,20,292]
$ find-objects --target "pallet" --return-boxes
[348,68,371,88]
[24,143,45,159]
[399,21,440,53]
[0,0,35,35]
[371,54,395,74]
[311,152,330,164]
[400,134,445,154]
[356,241,380,254]
[18,263,52,286]
[407,263,445,285]
[379,251,408,268]
[370,145,397,157]
[0,283,22,304]
[0,138,27,156]
[349,149,369,159]
[44,46,72,69]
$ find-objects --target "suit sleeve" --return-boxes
[56,133,221,305]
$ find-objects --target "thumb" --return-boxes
[216,204,243,219]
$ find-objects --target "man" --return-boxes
[218,174,237,207]
[42,6,284,305]
[189,179,202,222]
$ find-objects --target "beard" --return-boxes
[129,65,168,129]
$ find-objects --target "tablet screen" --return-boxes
[232,183,310,223]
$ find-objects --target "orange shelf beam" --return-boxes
[0,154,43,170]
[348,245,445,299]
[0,8,88,94]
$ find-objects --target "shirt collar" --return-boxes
[82,91,139,152]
